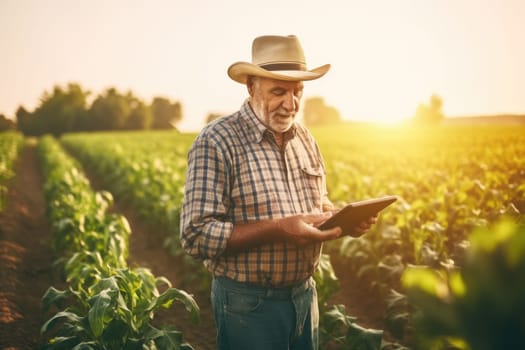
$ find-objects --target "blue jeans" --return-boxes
[211,276,319,350]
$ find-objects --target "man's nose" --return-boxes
[282,93,297,111]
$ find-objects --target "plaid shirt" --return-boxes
[180,100,331,287]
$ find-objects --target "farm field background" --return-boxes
[1,124,524,349]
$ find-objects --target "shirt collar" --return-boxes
[239,99,297,144]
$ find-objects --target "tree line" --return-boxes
[1,83,182,136]
[0,82,445,134]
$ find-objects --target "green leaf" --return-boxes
[88,289,114,337]
[41,310,84,335]
[346,321,383,350]
[155,276,172,289]
[144,325,194,350]
[71,341,100,350]
[147,288,200,323]
[122,337,144,350]
[41,286,71,312]
[401,265,449,299]
[469,219,515,253]
[100,318,129,349]
[42,336,81,350]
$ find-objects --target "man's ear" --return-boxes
[246,76,254,96]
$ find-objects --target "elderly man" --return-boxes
[181,35,375,350]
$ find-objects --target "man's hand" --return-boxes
[226,212,376,255]
[226,212,342,254]
[277,212,342,246]
[345,215,378,237]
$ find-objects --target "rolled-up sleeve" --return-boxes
[180,135,233,260]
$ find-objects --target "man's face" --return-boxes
[248,77,304,134]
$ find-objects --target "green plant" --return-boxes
[42,267,199,349]
[402,218,525,350]
[38,136,199,349]
[315,254,391,350]
[0,131,23,211]
[55,125,525,348]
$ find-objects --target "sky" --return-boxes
[1,0,524,131]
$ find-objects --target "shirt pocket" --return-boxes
[299,161,325,211]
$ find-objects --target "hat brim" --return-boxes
[228,62,330,84]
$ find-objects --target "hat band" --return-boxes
[259,62,306,71]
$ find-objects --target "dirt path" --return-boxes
[0,140,216,349]
[0,139,57,349]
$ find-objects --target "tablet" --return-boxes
[319,195,397,236]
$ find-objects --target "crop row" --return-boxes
[0,131,24,211]
[60,131,211,290]
[38,135,199,350]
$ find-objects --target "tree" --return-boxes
[0,114,16,131]
[15,106,37,135]
[88,88,130,131]
[150,97,182,129]
[13,84,180,134]
[32,83,90,136]
[124,94,152,130]
[205,112,223,124]
[413,94,444,125]
[302,97,342,127]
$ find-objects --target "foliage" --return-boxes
[88,88,154,131]
[15,106,34,134]
[316,124,524,347]
[302,96,342,127]
[0,131,24,211]
[314,254,405,350]
[412,94,444,125]
[322,304,384,349]
[205,112,223,124]
[13,83,183,136]
[61,131,211,291]
[402,218,525,350]
[57,125,525,349]
[151,97,182,129]
[0,114,16,131]
[124,96,152,130]
[60,131,193,234]
[88,88,134,131]
[41,267,199,350]
[314,254,341,309]
[19,83,90,136]
[38,135,198,349]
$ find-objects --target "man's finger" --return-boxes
[317,226,342,240]
[303,212,333,225]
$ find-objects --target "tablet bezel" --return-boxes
[319,195,397,236]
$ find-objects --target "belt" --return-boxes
[214,276,312,300]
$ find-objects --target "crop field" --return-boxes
[1,124,524,349]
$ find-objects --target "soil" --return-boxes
[0,140,388,350]
[0,139,59,349]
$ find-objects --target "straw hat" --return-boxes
[227,35,330,84]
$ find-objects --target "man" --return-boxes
[180,35,376,350]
